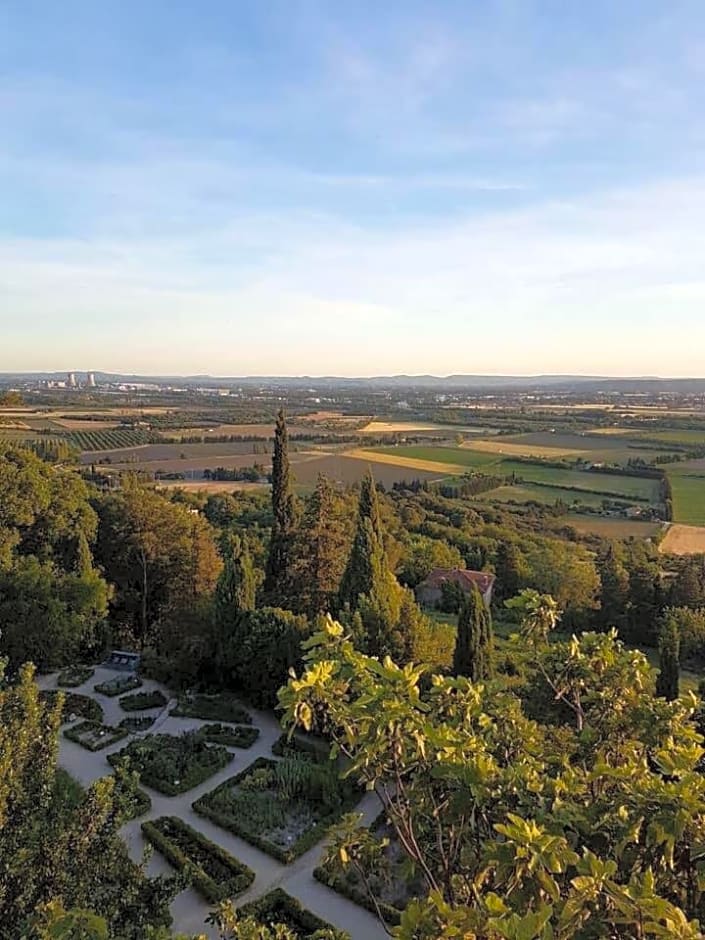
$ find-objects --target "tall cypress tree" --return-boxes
[656,613,680,701]
[216,535,255,623]
[293,474,349,617]
[596,544,629,633]
[338,470,385,611]
[453,585,493,681]
[263,408,296,606]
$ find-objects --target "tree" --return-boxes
[338,470,385,611]
[215,535,256,623]
[656,612,680,701]
[263,410,297,607]
[291,475,351,617]
[281,617,705,939]
[493,540,523,603]
[453,586,493,681]
[625,559,661,646]
[505,588,561,648]
[671,558,705,610]
[595,543,629,633]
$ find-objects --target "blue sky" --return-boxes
[2,0,705,375]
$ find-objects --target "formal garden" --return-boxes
[119,689,168,711]
[197,722,259,748]
[192,755,362,863]
[141,816,255,902]
[170,692,252,724]
[238,888,350,939]
[64,719,129,752]
[95,674,143,696]
[119,715,156,732]
[41,690,103,722]
[57,664,95,687]
[108,732,232,795]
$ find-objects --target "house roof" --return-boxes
[418,567,496,594]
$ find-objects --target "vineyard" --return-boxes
[66,427,160,451]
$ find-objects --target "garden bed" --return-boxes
[198,723,259,748]
[170,692,252,724]
[122,785,152,820]
[57,665,95,687]
[192,755,361,863]
[141,816,254,902]
[119,690,167,712]
[119,715,156,733]
[95,674,143,697]
[271,732,331,763]
[108,733,232,795]
[64,720,129,752]
[237,888,349,939]
[41,690,103,723]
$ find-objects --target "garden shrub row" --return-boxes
[57,665,95,687]
[122,786,152,820]
[271,732,331,764]
[312,864,402,926]
[41,690,103,723]
[192,756,361,864]
[141,816,254,903]
[198,723,259,748]
[64,720,128,752]
[119,690,167,712]
[108,733,232,795]
[237,887,349,939]
[119,715,156,733]
[94,674,143,697]
[170,692,251,724]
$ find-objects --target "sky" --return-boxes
[2,0,705,377]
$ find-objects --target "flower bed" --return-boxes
[192,755,361,864]
[237,888,349,939]
[170,692,252,724]
[94,674,143,697]
[64,720,129,752]
[41,690,103,723]
[119,715,156,733]
[198,723,259,748]
[57,665,95,688]
[141,816,254,902]
[108,733,232,795]
[119,690,167,712]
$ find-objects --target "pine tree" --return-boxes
[263,409,297,606]
[656,613,680,701]
[338,470,384,611]
[596,544,629,633]
[494,541,522,603]
[292,474,349,617]
[453,585,493,681]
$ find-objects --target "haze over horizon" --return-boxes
[2,1,705,376]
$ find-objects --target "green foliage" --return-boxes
[58,665,96,687]
[119,715,156,733]
[656,612,680,701]
[263,409,297,606]
[595,542,629,633]
[170,693,252,724]
[235,888,349,939]
[281,615,705,938]
[505,588,561,648]
[141,816,254,902]
[63,720,129,752]
[215,534,256,634]
[452,586,493,681]
[40,690,103,723]
[94,674,142,696]
[119,689,167,711]
[108,732,232,795]
[197,723,259,748]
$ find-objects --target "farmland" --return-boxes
[667,466,705,525]
[660,524,705,555]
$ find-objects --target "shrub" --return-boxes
[271,732,331,764]
[41,690,103,723]
[57,665,95,687]
[122,786,152,820]
[237,888,349,939]
[313,864,402,926]
[64,720,129,752]
[141,816,254,902]
[199,723,259,748]
[108,733,232,795]
[95,674,143,697]
[170,693,251,724]
[119,715,156,733]
[119,690,167,712]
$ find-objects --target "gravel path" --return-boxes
[38,667,388,940]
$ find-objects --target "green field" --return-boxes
[667,468,705,525]
[483,484,610,508]
[373,446,661,502]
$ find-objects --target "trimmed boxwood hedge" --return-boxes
[313,864,402,926]
[124,786,152,820]
[198,723,259,748]
[237,888,349,939]
[94,674,143,697]
[57,665,95,688]
[170,693,252,724]
[64,720,129,752]
[108,734,232,795]
[192,756,362,864]
[271,732,330,763]
[119,690,167,712]
[119,715,156,733]
[41,690,103,723]
[141,816,254,902]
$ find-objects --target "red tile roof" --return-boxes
[419,568,495,594]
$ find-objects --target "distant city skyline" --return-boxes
[2,1,705,375]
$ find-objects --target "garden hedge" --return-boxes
[312,864,402,926]
[63,720,129,752]
[119,715,156,733]
[108,734,232,795]
[94,675,143,697]
[198,723,259,748]
[192,756,362,864]
[57,665,95,688]
[237,887,350,939]
[119,690,167,712]
[271,732,330,763]
[141,816,254,903]
[170,693,252,724]
[41,690,103,723]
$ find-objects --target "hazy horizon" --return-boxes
[3,2,705,375]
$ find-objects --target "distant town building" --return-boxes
[67,372,77,388]
[86,372,97,388]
